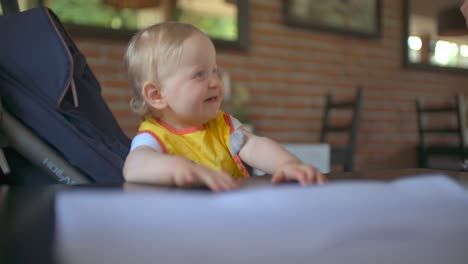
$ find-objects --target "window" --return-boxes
[35,0,249,50]
[404,0,468,73]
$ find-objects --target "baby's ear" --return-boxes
[142,82,167,110]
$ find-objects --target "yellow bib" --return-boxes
[138,111,249,179]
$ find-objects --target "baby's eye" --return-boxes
[195,71,206,79]
[212,67,218,75]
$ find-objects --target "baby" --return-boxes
[123,22,326,191]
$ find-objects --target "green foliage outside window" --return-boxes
[46,0,237,41]
[174,7,237,41]
[48,0,138,29]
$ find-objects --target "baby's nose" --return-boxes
[208,73,221,87]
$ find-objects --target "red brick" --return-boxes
[74,0,468,170]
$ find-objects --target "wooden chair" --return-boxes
[416,94,467,171]
[320,88,363,172]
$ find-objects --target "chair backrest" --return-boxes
[416,94,466,170]
[320,87,363,172]
[0,7,130,184]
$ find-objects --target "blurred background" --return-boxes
[3,0,468,173]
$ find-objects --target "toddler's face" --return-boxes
[159,32,224,127]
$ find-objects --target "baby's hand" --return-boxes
[271,161,327,186]
[173,163,242,192]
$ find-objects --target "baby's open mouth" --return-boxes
[204,96,218,102]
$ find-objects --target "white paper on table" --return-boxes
[55,175,468,264]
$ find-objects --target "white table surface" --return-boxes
[282,143,330,173]
[55,175,468,264]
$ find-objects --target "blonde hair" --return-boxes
[124,22,203,116]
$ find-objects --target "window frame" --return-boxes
[403,0,468,74]
[45,0,249,51]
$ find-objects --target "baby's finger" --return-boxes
[183,172,195,184]
[271,170,285,184]
[285,167,308,185]
[301,166,317,185]
[316,172,328,185]
[199,173,222,192]
[301,165,326,185]
[173,171,193,187]
[217,172,240,191]
[295,170,308,186]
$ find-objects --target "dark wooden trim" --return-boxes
[235,0,249,50]
[405,61,468,75]
[0,0,19,14]
[63,23,135,41]
[402,0,410,70]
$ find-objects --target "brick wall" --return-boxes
[75,0,468,171]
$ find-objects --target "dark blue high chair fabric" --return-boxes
[0,7,131,183]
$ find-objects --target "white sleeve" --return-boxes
[130,132,163,153]
[229,115,243,130]
[227,114,245,156]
